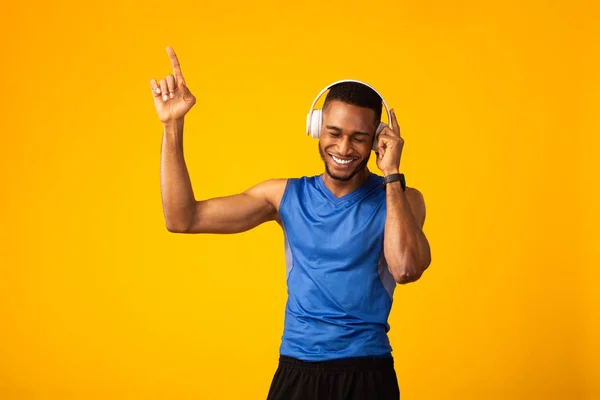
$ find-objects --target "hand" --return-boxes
[150,46,196,124]
[375,109,404,175]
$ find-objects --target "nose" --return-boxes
[338,136,352,156]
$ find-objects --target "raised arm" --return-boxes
[151,46,286,234]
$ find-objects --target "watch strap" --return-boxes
[383,173,406,191]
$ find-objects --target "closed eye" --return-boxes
[328,132,341,138]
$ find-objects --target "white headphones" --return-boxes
[306,79,391,151]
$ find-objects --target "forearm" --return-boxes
[160,119,196,232]
[383,181,431,283]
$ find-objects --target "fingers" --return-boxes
[150,46,186,102]
[390,109,401,136]
[377,128,402,149]
[149,74,177,101]
[166,75,176,99]
[378,127,395,140]
[150,79,161,98]
[376,146,386,160]
[160,79,168,101]
[166,46,186,87]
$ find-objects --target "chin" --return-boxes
[324,157,370,182]
[318,143,371,181]
[325,167,353,181]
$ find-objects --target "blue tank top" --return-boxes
[278,173,396,361]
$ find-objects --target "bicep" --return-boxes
[182,180,285,234]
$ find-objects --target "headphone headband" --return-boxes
[306,79,391,136]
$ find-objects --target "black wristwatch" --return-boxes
[383,173,406,191]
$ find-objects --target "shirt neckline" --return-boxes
[316,173,380,205]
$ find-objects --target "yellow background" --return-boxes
[1,0,598,399]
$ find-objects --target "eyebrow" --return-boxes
[324,125,370,136]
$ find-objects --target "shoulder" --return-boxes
[243,178,293,214]
[244,178,288,200]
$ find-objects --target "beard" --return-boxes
[318,143,371,182]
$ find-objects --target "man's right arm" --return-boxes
[161,120,285,234]
[152,46,285,234]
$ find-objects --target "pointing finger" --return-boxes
[391,109,401,136]
[166,46,186,87]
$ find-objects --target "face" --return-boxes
[318,100,378,181]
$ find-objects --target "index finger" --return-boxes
[390,109,401,136]
[166,46,186,86]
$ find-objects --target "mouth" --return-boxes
[328,153,358,166]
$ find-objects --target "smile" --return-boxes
[329,154,356,165]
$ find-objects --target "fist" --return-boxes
[150,46,196,124]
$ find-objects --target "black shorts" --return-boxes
[267,355,400,400]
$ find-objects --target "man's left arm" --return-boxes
[383,183,431,284]
[375,108,432,284]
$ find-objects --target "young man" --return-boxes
[151,46,431,400]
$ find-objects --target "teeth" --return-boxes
[331,155,353,165]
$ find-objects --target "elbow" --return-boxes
[165,221,190,233]
[390,257,431,285]
[166,224,184,233]
[164,208,196,233]
[391,269,422,284]
[164,211,195,234]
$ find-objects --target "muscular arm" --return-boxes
[180,180,286,234]
[383,184,432,284]
[160,119,285,234]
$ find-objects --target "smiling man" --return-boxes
[318,94,377,182]
[152,46,432,400]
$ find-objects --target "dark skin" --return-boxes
[317,101,431,282]
[154,46,430,283]
[318,100,377,198]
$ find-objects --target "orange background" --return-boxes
[1,0,599,399]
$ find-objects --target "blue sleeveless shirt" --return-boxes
[278,173,396,361]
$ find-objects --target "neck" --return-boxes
[321,168,371,198]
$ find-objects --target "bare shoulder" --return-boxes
[405,187,427,228]
[243,178,288,211]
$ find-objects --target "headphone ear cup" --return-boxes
[373,122,387,151]
[310,109,323,139]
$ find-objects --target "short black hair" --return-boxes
[322,81,383,125]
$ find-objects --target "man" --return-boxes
[151,46,431,399]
